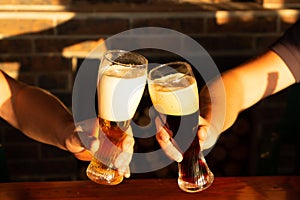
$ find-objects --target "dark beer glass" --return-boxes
[148,61,214,192]
[86,50,148,185]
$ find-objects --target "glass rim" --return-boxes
[103,49,148,68]
[148,61,192,80]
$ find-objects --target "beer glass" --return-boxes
[86,50,148,185]
[148,61,214,192]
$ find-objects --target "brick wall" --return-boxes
[0,0,299,181]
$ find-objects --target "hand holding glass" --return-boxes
[148,61,214,192]
[86,50,148,185]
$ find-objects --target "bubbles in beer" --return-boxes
[102,64,145,79]
[178,137,214,192]
[86,118,130,185]
[148,73,199,116]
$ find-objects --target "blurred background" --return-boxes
[0,0,299,182]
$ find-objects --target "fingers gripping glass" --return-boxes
[86,50,148,185]
[148,61,214,192]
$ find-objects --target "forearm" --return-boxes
[12,86,75,150]
[0,71,74,150]
[200,70,243,133]
[233,50,295,110]
[200,50,296,133]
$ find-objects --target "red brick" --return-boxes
[0,0,13,4]
[132,18,205,34]
[0,39,33,54]
[68,1,210,13]
[264,0,300,8]
[17,73,36,85]
[192,35,254,52]
[0,55,71,73]
[56,18,129,35]
[25,56,72,72]
[207,14,277,33]
[0,61,21,79]
[34,38,93,53]
[0,61,20,71]
[280,17,300,32]
[0,56,30,67]
[1,0,299,181]
[0,19,54,37]
[37,72,71,90]
[0,0,71,5]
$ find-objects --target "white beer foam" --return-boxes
[149,73,199,116]
[98,65,146,121]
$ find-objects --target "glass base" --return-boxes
[86,158,123,185]
[178,171,214,193]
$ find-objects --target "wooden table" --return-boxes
[0,176,299,200]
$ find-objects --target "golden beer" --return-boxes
[86,118,130,185]
[86,50,147,185]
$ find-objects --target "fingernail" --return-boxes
[124,166,130,178]
[161,132,169,142]
[124,171,130,178]
[175,153,183,162]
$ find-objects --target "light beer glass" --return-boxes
[86,50,148,185]
[148,61,214,192]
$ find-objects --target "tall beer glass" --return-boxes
[86,50,148,185]
[148,61,214,192]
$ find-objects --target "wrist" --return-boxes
[60,120,84,153]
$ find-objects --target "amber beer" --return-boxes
[178,131,214,192]
[162,112,213,191]
[148,61,213,192]
[86,50,147,185]
[86,118,130,185]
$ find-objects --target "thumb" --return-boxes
[198,117,219,156]
[65,131,93,161]
[155,117,183,162]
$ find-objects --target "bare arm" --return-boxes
[198,50,296,150]
[0,70,91,160]
[0,71,134,177]
[155,50,297,160]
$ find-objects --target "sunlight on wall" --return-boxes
[278,9,300,24]
[215,9,299,26]
[263,0,294,9]
[63,38,107,73]
[0,4,70,11]
[0,62,21,79]
[0,12,76,39]
[215,11,258,25]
